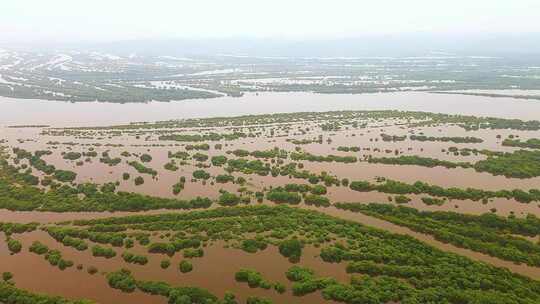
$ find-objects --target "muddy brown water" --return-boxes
[3,231,347,304]
[2,91,540,126]
[1,203,539,304]
[2,93,540,302]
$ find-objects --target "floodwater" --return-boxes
[3,119,539,218]
[1,91,540,127]
[1,204,539,304]
[4,231,347,304]
[1,92,540,303]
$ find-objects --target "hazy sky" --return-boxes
[2,0,540,43]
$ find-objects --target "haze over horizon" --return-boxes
[2,0,540,45]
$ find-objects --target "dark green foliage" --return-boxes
[394,195,411,204]
[160,259,171,269]
[41,249,74,270]
[335,203,540,266]
[503,138,540,149]
[128,161,157,176]
[91,245,116,258]
[63,152,82,160]
[474,150,540,178]
[29,241,49,255]
[64,205,540,304]
[168,151,190,159]
[134,176,144,185]
[172,180,185,195]
[349,178,540,204]
[304,194,330,207]
[164,161,179,171]
[0,222,38,235]
[192,153,208,162]
[160,133,245,142]
[240,239,267,253]
[410,134,484,143]
[179,260,193,273]
[215,174,234,183]
[381,134,407,142]
[192,170,210,180]
[100,155,121,166]
[53,170,77,182]
[235,269,272,289]
[2,272,13,282]
[337,146,360,152]
[218,192,242,206]
[107,269,137,293]
[6,238,22,254]
[0,281,94,303]
[246,297,272,304]
[368,155,471,169]
[291,151,357,163]
[122,252,148,265]
[266,190,301,205]
[421,197,446,205]
[278,239,303,262]
[140,154,152,163]
[211,155,227,166]
[183,248,204,258]
[148,242,176,256]
[310,185,327,195]
[60,236,88,251]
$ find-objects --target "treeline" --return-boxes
[290,152,357,163]
[474,150,540,178]
[367,150,540,179]
[158,132,247,142]
[502,138,540,149]
[0,281,94,304]
[349,178,540,203]
[0,174,212,211]
[70,110,540,131]
[410,134,484,143]
[367,155,471,169]
[334,203,540,266]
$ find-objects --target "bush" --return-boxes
[6,238,22,254]
[310,185,327,195]
[54,170,77,182]
[140,154,152,163]
[179,260,193,273]
[29,241,49,255]
[134,176,144,186]
[218,192,241,206]
[395,195,411,204]
[279,239,303,262]
[122,251,148,265]
[183,248,204,258]
[211,155,227,166]
[192,170,210,180]
[160,259,171,269]
[304,194,330,207]
[92,245,116,258]
[241,239,267,253]
[193,153,209,162]
[266,190,301,205]
[2,272,13,282]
